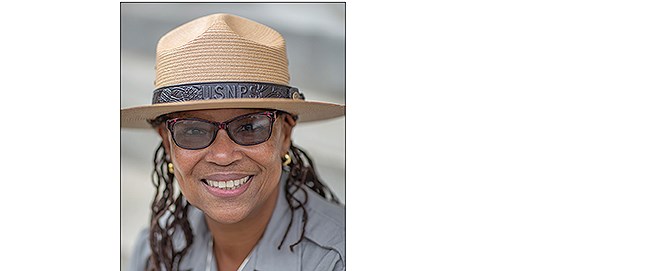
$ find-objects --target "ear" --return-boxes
[280,114,296,154]
[157,125,172,158]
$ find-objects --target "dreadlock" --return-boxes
[278,144,340,251]
[146,143,193,271]
[145,123,341,270]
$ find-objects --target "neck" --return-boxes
[204,184,280,271]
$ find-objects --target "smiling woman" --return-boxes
[121,10,345,271]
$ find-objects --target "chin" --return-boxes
[204,207,251,225]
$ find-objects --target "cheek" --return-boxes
[248,125,288,168]
[169,148,202,183]
[249,142,283,170]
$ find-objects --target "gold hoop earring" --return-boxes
[168,162,174,174]
[282,153,292,166]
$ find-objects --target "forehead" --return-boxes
[169,108,267,121]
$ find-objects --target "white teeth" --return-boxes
[205,176,250,190]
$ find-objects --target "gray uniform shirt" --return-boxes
[127,172,345,271]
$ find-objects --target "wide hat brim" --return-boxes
[121,98,345,129]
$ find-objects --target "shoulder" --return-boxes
[301,188,346,270]
[126,207,208,271]
[127,228,150,271]
[303,188,345,245]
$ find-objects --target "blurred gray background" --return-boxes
[120,3,345,269]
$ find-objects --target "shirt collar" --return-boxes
[248,170,303,271]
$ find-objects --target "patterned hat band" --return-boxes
[152,82,305,104]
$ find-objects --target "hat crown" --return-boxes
[154,13,290,88]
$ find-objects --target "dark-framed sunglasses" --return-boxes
[166,111,278,150]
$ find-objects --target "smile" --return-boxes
[202,176,251,190]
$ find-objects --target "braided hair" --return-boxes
[144,114,341,271]
[146,144,193,271]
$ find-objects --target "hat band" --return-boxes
[152,82,305,104]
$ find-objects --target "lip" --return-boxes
[201,174,253,198]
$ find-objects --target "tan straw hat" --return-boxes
[121,13,345,129]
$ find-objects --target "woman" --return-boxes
[121,13,345,271]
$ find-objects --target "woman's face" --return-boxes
[158,108,294,225]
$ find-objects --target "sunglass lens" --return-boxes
[227,114,273,145]
[171,119,217,149]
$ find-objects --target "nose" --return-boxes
[203,129,243,166]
